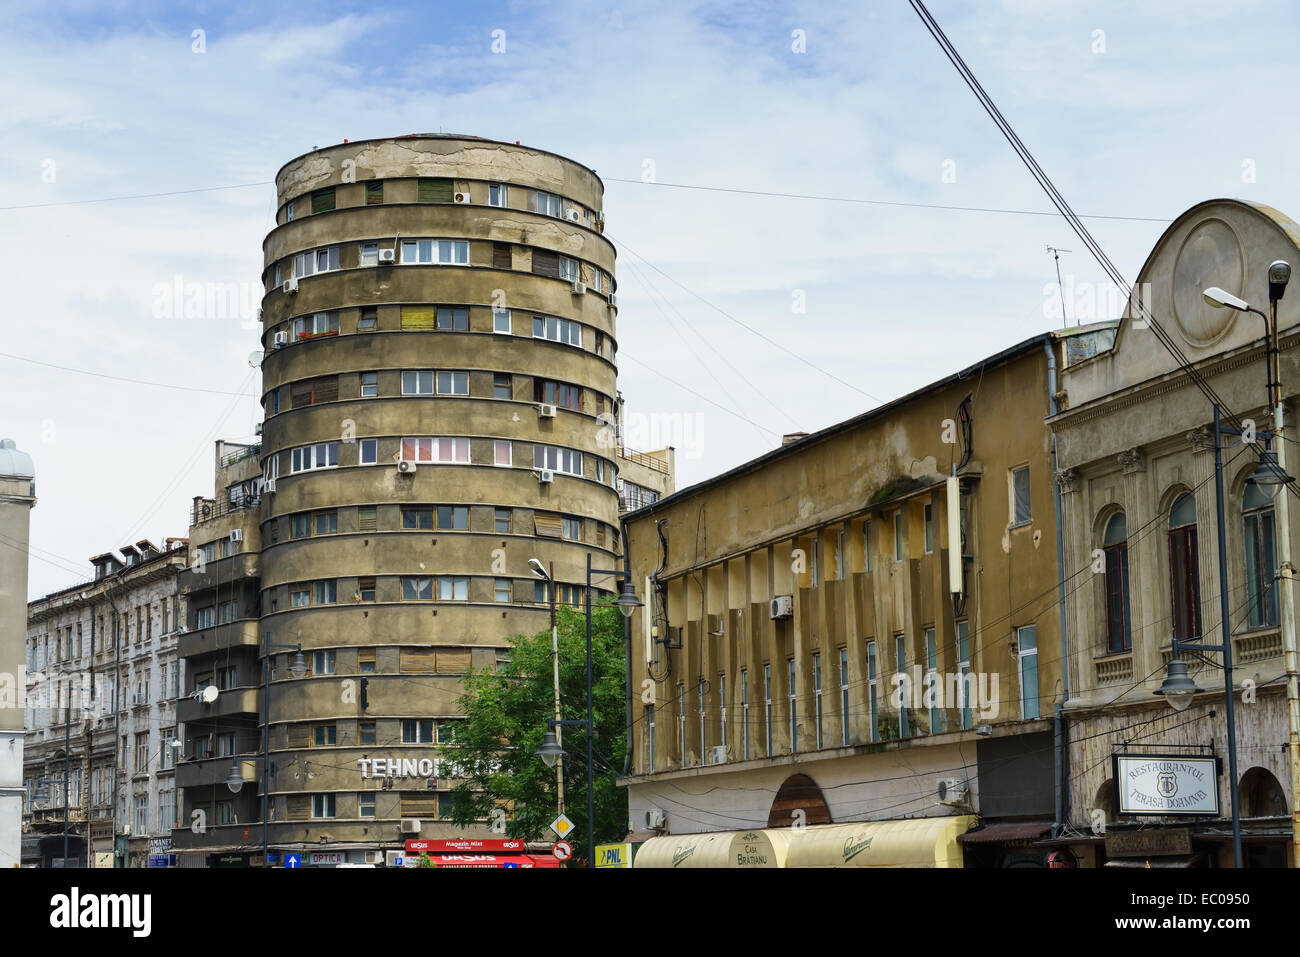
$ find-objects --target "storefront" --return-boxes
[634,816,975,868]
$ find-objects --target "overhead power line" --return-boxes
[0,351,258,397]
[0,181,274,212]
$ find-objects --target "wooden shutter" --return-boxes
[313,377,338,403]
[531,249,559,278]
[417,178,453,203]
[286,795,309,819]
[311,188,335,213]
[401,794,439,817]
[436,650,472,674]
[286,724,310,748]
[401,305,436,330]
[534,513,562,538]
[290,382,313,408]
[365,182,383,205]
[400,647,437,673]
[493,243,512,269]
[358,506,377,532]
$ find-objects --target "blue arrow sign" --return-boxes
[285,854,300,869]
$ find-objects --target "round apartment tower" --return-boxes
[256,135,621,851]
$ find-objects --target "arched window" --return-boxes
[1103,513,1131,653]
[1243,483,1279,629]
[1168,493,1201,641]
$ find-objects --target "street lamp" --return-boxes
[1203,265,1300,868]
[1153,659,1199,711]
[530,558,564,815]
[533,555,641,866]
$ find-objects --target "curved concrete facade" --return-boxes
[251,136,622,850]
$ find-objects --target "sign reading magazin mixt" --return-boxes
[1113,754,1220,815]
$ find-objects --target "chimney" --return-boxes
[781,432,809,447]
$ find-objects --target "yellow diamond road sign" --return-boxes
[550,813,575,839]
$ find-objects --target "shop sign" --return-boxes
[1105,828,1193,858]
[309,851,345,866]
[405,839,524,854]
[595,843,632,868]
[1113,754,1219,815]
[357,757,438,779]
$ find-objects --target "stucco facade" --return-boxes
[0,439,35,868]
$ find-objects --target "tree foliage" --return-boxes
[441,603,628,862]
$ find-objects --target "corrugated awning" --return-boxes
[957,821,1053,844]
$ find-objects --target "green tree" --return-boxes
[441,603,628,863]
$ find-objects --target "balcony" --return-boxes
[181,553,259,595]
[190,493,261,528]
[177,754,261,790]
[179,686,259,724]
[618,446,669,474]
[179,619,260,659]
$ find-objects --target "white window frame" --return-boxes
[1017,624,1039,719]
[436,370,469,396]
[894,511,904,562]
[290,442,339,473]
[493,308,511,334]
[558,256,579,282]
[293,246,339,278]
[925,627,939,734]
[1010,465,1032,526]
[359,439,378,466]
[436,576,470,601]
[839,648,850,746]
[494,440,512,467]
[399,239,469,265]
[923,503,933,553]
[740,668,749,760]
[532,314,582,348]
[488,183,508,207]
[402,370,435,395]
[313,650,336,674]
[361,242,378,267]
[360,372,378,397]
[533,444,582,476]
[957,620,972,730]
[813,652,823,750]
[763,664,773,757]
[310,794,335,819]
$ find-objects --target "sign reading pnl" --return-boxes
[595,843,632,868]
[1113,754,1220,816]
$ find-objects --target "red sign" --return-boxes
[426,854,561,868]
[405,838,526,854]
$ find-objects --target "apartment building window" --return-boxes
[401,577,434,601]
[488,182,507,207]
[956,621,972,730]
[558,256,579,282]
[216,732,236,757]
[437,506,469,530]
[402,508,434,530]
[160,726,176,770]
[360,439,378,465]
[436,576,470,601]
[359,372,378,397]
[437,306,469,331]
[531,190,561,217]
[134,796,148,834]
[534,379,582,409]
[719,673,727,751]
[839,648,850,746]
[417,178,454,203]
[217,665,237,690]
[293,246,340,277]
[923,503,934,553]
[290,442,338,473]
[1017,625,1039,719]
[313,650,336,675]
[763,664,773,757]
[361,242,378,267]
[159,793,175,831]
[399,437,470,464]
[403,719,435,743]
[560,516,583,541]
[285,201,294,221]
[135,733,149,770]
[402,370,435,395]
[493,374,512,399]
[358,792,376,818]
[195,606,216,629]
[365,181,383,205]
[311,794,336,819]
[312,581,337,605]
[492,242,512,269]
[358,649,376,673]
[677,682,686,765]
[494,508,512,533]
[894,634,910,737]
[787,658,797,752]
[292,311,339,342]
[359,721,377,745]
[400,239,468,264]
[1010,465,1032,526]
[494,440,512,466]
[697,678,707,761]
[312,723,337,746]
[311,187,335,213]
[1243,484,1279,629]
[436,371,469,396]
[1103,511,1132,652]
[493,308,512,334]
[812,652,823,750]
[533,445,582,476]
[532,314,582,347]
[894,512,904,562]
[925,627,939,734]
[291,588,310,608]
[740,669,749,759]
[312,511,338,535]
[358,507,377,533]
[645,704,655,772]
[1168,493,1201,641]
[494,579,512,603]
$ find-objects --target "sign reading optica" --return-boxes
[1113,754,1220,815]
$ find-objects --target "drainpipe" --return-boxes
[621,511,634,776]
[1046,338,1071,839]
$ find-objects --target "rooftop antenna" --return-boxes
[1046,245,1072,328]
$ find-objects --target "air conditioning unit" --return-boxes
[364,850,384,865]
[566,209,582,223]
[537,469,555,484]
[937,778,970,807]
[453,191,471,204]
[282,277,298,294]
[254,422,263,436]
[608,293,617,308]
[385,850,404,867]
[122,824,131,836]
[264,477,276,493]
[272,331,289,348]
[400,818,421,834]
[378,248,396,264]
[644,808,666,830]
[537,403,557,418]
[229,529,243,544]
[571,280,587,295]
[709,745,727,765]
[397,460,417,475]
[769,595,794,620]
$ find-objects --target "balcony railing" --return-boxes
[218,444,261,468]
[618,446,669,474]
[190,495,261,527]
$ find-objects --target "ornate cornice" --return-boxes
[1056,468,1081,493]
[1118,448,1146,474]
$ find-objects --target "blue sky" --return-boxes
[5,0,1300,597]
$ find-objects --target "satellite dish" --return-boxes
[201,685,219,704]
[248,351,265,368]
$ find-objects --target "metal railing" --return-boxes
[218,444,261,468]
[618,446,669,474]
[190,495,261,527]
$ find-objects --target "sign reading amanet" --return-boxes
[1113,754,1220,815]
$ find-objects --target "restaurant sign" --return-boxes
[1113,754,1219,816]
